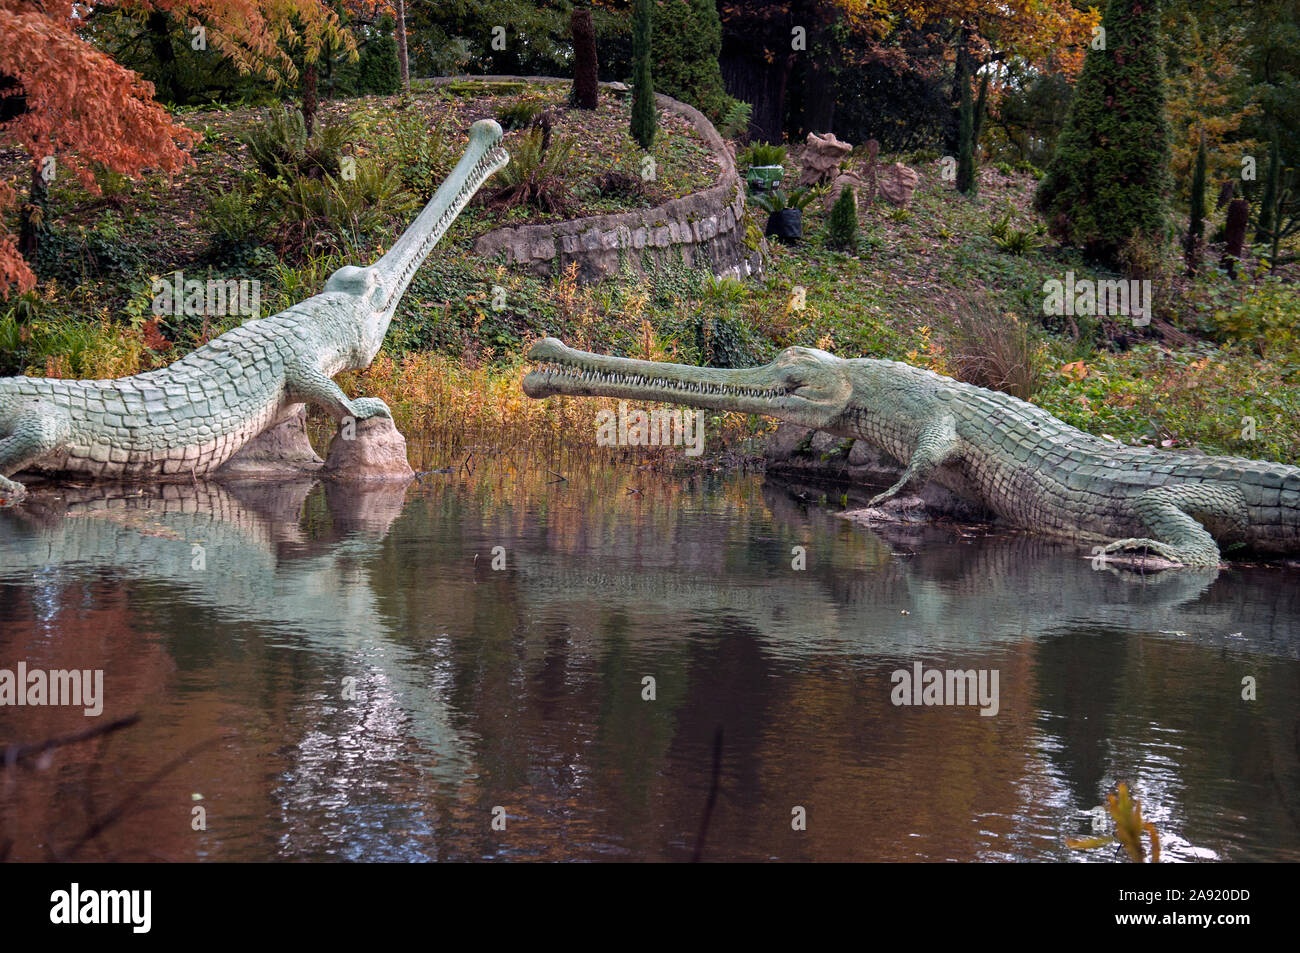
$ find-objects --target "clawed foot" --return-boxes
[350,398,393,421]
[867,486,902,508]
[0,475,27,506]
[857,493,930,524]
[1101,537,1219,569]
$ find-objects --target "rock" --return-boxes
[323,415,415,482]
[763,422,994,522]
[847,438,880,467]
[878,163,920,207]
[826,170,870,209]
[799,131,853,187]
[763,421,817,461]
[808,430,842,456]
[216,405,323,478]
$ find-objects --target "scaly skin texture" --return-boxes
[523,338,1300,567]
[0,120,509,504]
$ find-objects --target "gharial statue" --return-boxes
[523,337,1300,568]
[0,120,509,504]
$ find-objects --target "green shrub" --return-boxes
[651,0,731,121]
[826,187,858,249]
[357,26,401,95]
[694,308,761,368]
[1034,0,1172,266]
[1205,277,1300,359]
[391,112,451,197]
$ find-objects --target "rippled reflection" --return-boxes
[1,462,1297,861]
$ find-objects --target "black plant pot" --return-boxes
[765,208,803,243]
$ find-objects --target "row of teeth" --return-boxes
[380,144,509,311]
[536,362,785,399]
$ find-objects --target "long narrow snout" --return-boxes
[522,338,790,414]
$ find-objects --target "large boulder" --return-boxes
[323,415,415,482]
[216,405,323,478]
[825,170,870,209]
[878,163,920,208]
[798,131,853,187]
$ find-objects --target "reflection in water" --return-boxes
[0,462,1297,861]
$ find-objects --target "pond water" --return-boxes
[1,457,1298,862]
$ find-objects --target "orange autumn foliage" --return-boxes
[0,0,354,297]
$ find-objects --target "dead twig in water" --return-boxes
[2,714,141,770]
[58,734,224,862]
[692,727,724,863]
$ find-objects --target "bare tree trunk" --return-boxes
[395,0,411,95]
[571,7,599,109]
[18,162,45,263]
[302,62,318,136]
[1222,198,1249,279]
[146,11,182,103]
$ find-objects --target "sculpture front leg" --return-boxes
[287,364,392,423]
[868,415,959,507]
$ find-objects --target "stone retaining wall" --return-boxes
[435,76,764,283]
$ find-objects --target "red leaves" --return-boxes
[0,0,353,297]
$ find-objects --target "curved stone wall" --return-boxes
[435,76,765,283]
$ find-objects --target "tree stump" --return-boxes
[1222,198,1249,279]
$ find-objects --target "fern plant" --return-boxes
[244,107,357,180]
[204,184,267,248]
[497,97,546,130]
[751,187,815,213]
[719,99,752,140]
[268,159,417,256]
[989,211,1041,255]
[489,129,576,213]
[738,141,787,167]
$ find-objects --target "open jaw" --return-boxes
[522,337,791,414]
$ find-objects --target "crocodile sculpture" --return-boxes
[522,337,1300,567]
[0,119,508,504]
